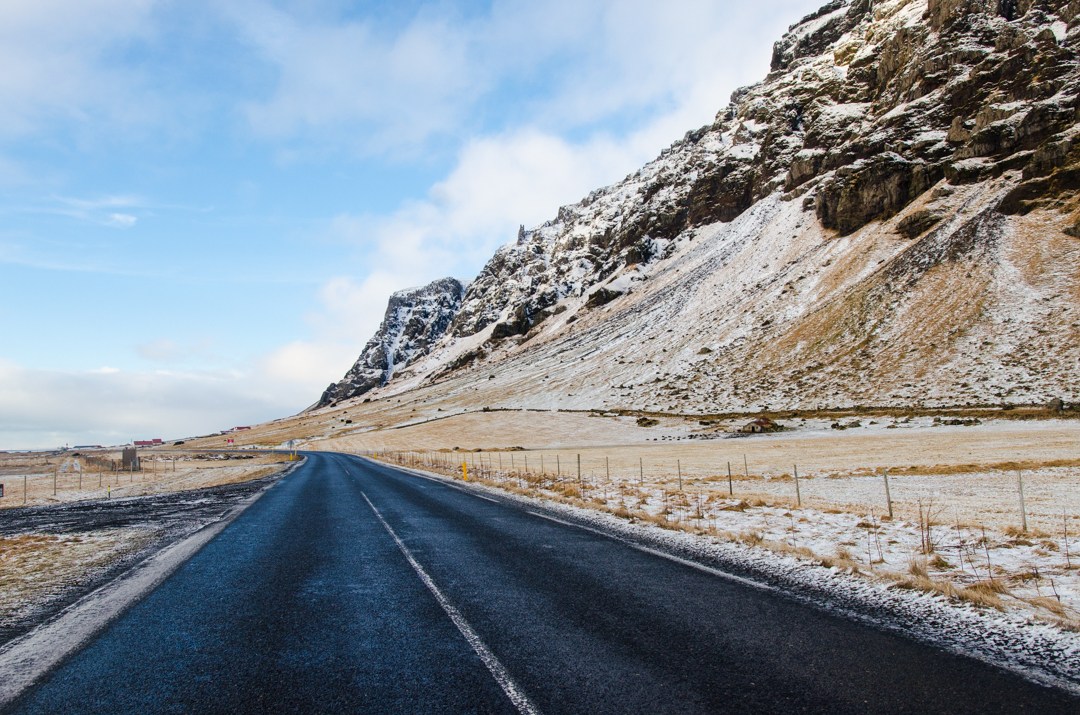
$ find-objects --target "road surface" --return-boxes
[5,452,1077,713]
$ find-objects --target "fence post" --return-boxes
[883,469,893,519]
[1016,469,1028,533]
[577,454,582,491]
[793,464,801,507]
[743,454,749,480]
[727,461,733,496]
[639,457,643,486]
[677,460,682,491]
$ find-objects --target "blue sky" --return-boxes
[0,0,825,448]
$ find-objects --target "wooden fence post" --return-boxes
[793,464,801,507]
[883,469,893,519]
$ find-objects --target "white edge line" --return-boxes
[0,461,300,708]
[525,511,780,595]
[360,491,542,715]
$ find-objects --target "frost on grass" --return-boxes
[0,530,154,633]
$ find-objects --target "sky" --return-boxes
[0,0,825,449]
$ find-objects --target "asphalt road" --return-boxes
[6,453,1077,714]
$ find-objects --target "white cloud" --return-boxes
[0,357,318,449]
[0,0,155,139]
[227,0,825,155]
[106,213,138,228]
[230,1,477,152]
[332,128,651,280]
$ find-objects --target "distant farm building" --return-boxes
[133,439,163,447]
[740,417,783,434]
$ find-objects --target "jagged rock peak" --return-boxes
[313,277,465,408]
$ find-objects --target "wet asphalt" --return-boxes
[5,452,1077,714]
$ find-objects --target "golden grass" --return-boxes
[0,452,292,510]
[0,530,153,626]
[1027,595,1067,617]
[956,580,1009,609]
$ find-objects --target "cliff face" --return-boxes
[315,278,465,407]
[320,0,1080,414]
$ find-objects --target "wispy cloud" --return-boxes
[225,0,822,157]
[105,213,138,228]
[0,0,156,139]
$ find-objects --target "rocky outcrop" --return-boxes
[314,278,465,408]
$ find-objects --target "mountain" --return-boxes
[320,0,1080,414]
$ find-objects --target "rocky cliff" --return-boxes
[315,278,465,407]
[320,0,1080,414]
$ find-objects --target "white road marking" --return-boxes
[526,511,779,595]
[361,492,542,715]
[476,495,499,504]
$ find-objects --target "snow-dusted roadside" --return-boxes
[382,458,1080,695]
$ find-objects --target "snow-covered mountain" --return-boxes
[320,0,1080,413]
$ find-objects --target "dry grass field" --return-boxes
[0,451,293,510]
[0,530,155,633]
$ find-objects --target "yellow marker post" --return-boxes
[462,461,468,482]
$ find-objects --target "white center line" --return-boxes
[361,491,542,715]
